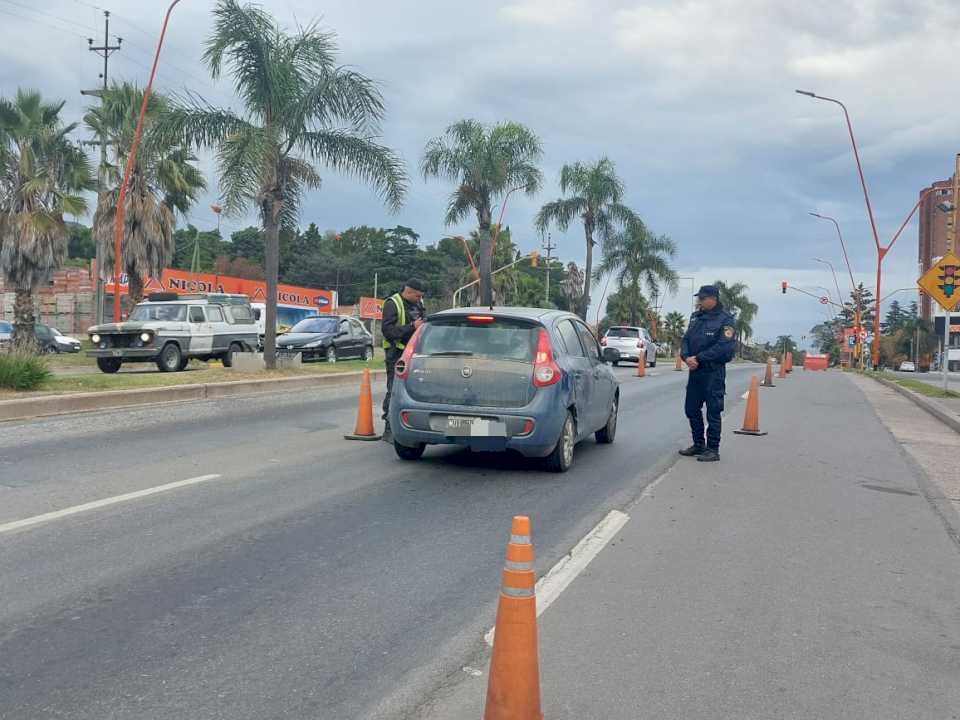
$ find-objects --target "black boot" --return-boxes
[697,448,720,462]
[381,420,393,444]
[678,444,706,457]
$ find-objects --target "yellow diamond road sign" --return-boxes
[918,252,960,312]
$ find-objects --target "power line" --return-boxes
[71,0,107,11]
[0,0,98,33]
[0,6,88,39]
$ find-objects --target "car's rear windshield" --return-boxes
[129,304,187,322]
[607,327,640,338]
[418,318,539,362]
[0,321,11,332]
[290,317,338,334]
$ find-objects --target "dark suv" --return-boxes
[388,307,620,472]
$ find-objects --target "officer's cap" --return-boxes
[695,285,720,299]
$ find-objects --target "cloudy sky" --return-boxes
[2,0,955,344]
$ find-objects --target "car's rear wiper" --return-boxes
[427,351,475,357]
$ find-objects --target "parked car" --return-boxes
[50,327,82,353]
[0,320,11,349]
[601,326,657,367]
[389,307,620,472]
[87,293,258,373]
[898,361,916,372]
[276,315,374,362]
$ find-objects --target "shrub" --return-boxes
[0,352,51,391]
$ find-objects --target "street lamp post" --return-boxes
[112,0,182,321]
[798,91,948,368]
[809,213,863,367]
[812,258,844,315]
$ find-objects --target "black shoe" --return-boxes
[381,422,393,444]
[679,444,706,457]
[697,448,720,462]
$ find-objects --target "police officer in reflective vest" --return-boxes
[381,279,426,441]
[678,285,737,462]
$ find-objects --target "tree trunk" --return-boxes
[12,288,37,354]
[581,223,593,320]
[128,265,145,306]
[263,203,280,371]
[478,211,493,307]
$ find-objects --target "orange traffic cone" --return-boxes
[344,368,382,441]
[761,358,776,387]
[734,375,767,436]
[785,352,793,374]
[636,357,646,377]
[778,354,787,379]
[484,516,542,720]
[674,351,683,371]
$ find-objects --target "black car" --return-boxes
[276,315,374,363]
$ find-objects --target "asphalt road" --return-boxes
[0,362,759,720]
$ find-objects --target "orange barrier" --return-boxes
[803,353,829,371]
[484,516,543,720]
[761,358,776,387]
[636,357,646,378]
[785,352,794,374]
[344,368,382,441]
[675,351,683,371]
[734,375,768,436]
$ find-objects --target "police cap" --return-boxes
[695,285,720,299]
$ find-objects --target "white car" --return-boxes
[898,361,916,372]
[51,328,82,353]
[601,326,658,367]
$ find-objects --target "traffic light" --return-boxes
[781,281,788,294]
[530,250,539,268]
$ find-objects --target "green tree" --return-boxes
[86,82,206,303]
[422,119,543,307]
[663,311,686,353]
[536,157,636,319]
[882,299,906,334]
[594,219,677,327]
[228,226,264,264]
[161,0,407,367]
[172,224,225,272]
[66,222,95,260]
[713,280,759,357]
[840,283,875,334]
[0,90,94,351]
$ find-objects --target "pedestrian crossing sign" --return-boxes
[918,252,960,311]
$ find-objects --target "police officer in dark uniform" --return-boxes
[678,285,737,462]
[380,279,426,442]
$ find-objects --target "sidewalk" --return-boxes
[422,371,960,719]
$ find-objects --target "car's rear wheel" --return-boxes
[545,412,576,473]
[394,442,425,461]
[96,357,122,374]
[222,342,243,368]
[157,342,183,373]
[326,346,337,363]
[596,394,618,444]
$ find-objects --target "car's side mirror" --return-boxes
[602,347,620,364]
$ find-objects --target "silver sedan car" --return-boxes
[601,326,657,367]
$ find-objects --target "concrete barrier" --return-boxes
[0,369,383,423]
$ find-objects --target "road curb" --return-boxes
[0,369,384,423]
[870,374,960,434]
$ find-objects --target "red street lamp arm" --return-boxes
[797,90,881,252]
[112,0,182,322]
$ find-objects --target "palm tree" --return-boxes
[594,220,678,327]
[713,280,759,356]
[86,82,206,305]
[422,119,542,306]
[536,158,636,319]
[663,311,686,353]
[160,0,407,367]
[0,90,94,351]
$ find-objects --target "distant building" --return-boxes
[918,179,954,320]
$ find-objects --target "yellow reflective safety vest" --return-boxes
[382,293,407,350]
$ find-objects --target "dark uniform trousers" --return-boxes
[685,364,726,450]
[382,347,403,421]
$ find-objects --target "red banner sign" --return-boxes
[104,268,334,312]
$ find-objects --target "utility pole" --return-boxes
[541,232,556,304]
[944,154,960,390]
[81,11,121,324]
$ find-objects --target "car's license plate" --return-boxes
[111,350,124,357]
[447,416,506,437]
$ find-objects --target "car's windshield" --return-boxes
[418,318,538,362]
[129,304,187,322]
[290,317,338,334]
[0,321,11,333]
[607,327,640,338]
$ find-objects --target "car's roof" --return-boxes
[431,306,574,322]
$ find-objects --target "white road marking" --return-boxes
[741,390,750,399]
[0,474,222,535]
[485,509,630,646]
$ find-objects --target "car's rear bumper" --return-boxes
[389,384,566,458]
[87,349,158,360]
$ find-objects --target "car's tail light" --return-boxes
[521,419,535,435]
[466,315,495,324]
[600,337,607,346]
[637,341,644,350]
[533,328,562,388]
[394,326,423,380]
